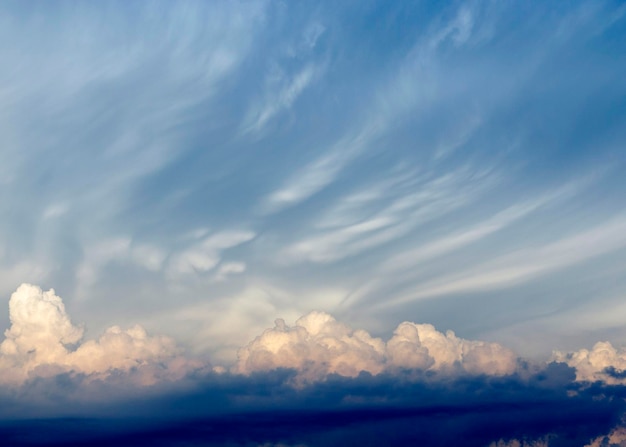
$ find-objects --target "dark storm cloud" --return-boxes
[1,364,625,446]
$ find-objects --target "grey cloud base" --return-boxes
[0,366,625,447]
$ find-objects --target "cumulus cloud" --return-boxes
[234,311,517,381]
[553,341,626,385]
[234,311,386,380]
[0,284,199,386]
[387,321,517,376]
[585,426,626,447]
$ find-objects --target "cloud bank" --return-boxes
[0,284,626,445]
[235,310,517,381]
[2,283,626,390]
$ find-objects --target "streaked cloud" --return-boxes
[378,214,626,308]
[167,229,255,278]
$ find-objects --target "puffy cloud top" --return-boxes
[234,311,386,381]
[387,321,517,375]
[553,341,626,385]
[234,311,518,381]
[0,284,197,385]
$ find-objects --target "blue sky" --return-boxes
[2,1,626,445]
[1,0,626,365]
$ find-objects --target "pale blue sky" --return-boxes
[1,0,625,363]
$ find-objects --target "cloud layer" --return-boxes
[3,283,626,390]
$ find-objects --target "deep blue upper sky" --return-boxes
[0,0,625,363]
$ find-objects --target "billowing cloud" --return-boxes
[553,341,626,385]
[0,284,199,385]
[234,311,386,380]
[386,321,517,376]
[234,311,517,381]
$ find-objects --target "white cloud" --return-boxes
[42,203,69,220]
[244,64,321,134]
[282,166,498,263]
[553,341,626,385]
[428,6,475,49]
[234,311,517,382]
[0,284,199,386]
[215,261,246,281]
[234,311,386,381]
[166,285,305,364]
[381,182,583,273]
[387,321,517,376]
[380,214,626,308]
[260,123,383,214]
[130,244,167,272]
[167,230,255,277]
[258,2,477,216]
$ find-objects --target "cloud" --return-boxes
[1,363,622,446]
[281,165,499,263]
[585,426,626,447]
[258,1,481,216]
[387,321,517,376]
[553,341,626,385]
[488,438,551,447]
[234,311,517,381]
[164,284,346,365]
[167,230,255,277]
[378,214,626,308]
[380,182,585,274]
[260,125,382,215]
[1,287,626,445]
[234,311,386,380]
[0,284,199,386]
[214,261,246,281]
[3,283,625,395]
[243,63,322,134]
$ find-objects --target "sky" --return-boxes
[1,1,626,446]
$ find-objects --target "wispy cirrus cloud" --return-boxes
[258,3,487,216]
[281,165,500,263]
[375,213,626,309]
[243,63,324,135]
